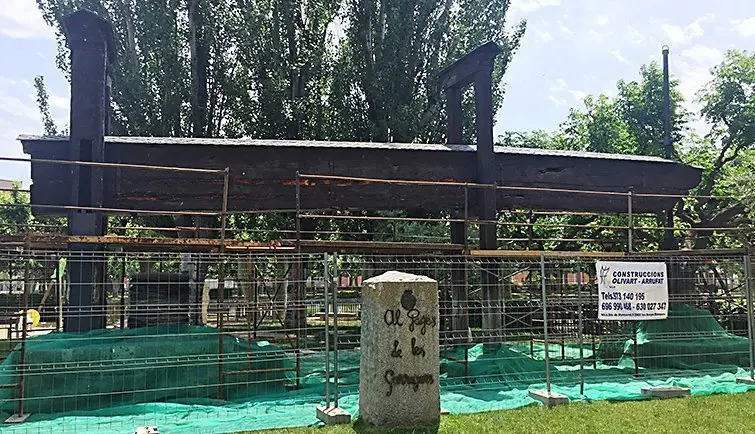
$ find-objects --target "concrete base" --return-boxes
[529,390,569,408]
[316,406,352,425]
[4,413,30,424]
[441,408,450,415]
[641,386,690,398]
[736,377,755,385]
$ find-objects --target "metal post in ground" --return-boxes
[463,184,469,253]
[527,254,567,405]
[627,189,634,253]
[55,256,61,332]
[253,264,258,340]
[6,252,31,423]
[217,167,230,399]
[577,261,585,395]
[217,257,226,400]
[737,254,755,386]
[316,252,351,424]
[295,172,302,390]
[60,258,67,333]
[745,255,754,379]
[333,252,340,407]
[119,256,126,329]
[528,254,567,407]
[323,253,331,407]
[633,322,639,377]
[541,254,550,393]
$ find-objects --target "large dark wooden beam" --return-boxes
[438,42,502,91]
[21,137,703,215]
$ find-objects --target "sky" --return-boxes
[0,0,753,186]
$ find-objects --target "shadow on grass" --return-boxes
[353,418,439,434]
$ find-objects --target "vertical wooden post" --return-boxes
[63,10,115,332]
[447,85,469,342]
[439,41,502,342]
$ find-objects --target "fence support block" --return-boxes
[641,386,690,398]
[528,390,569,408]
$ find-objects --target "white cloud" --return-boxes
[512,0,561,13]
[626,26,645,45]
[0,74,65,185]
[681,46,723,65]
[548,78,586,103]
[549,78,567,91]
[733,17,755,37]
[661,14,715,46]
[49,93,69,111]
[661,24,686,45]
[688,13,715,38]
[568,90,587,101]
[0,94,40,124]
[596,15,610,27]
[0,78,40,123]
[686,22,704,39]
[548,95,567,106]
[611,50,630,65]
[558,21,574,35]
[538,31,553,43]
[589,29,603,42]
[0,0,55,40]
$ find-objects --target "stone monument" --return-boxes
[359,271,440,428]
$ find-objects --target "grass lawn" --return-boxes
[249,391,755,434]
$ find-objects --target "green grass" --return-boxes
[248,392,755,434]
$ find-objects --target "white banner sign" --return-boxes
[596,261,668,320]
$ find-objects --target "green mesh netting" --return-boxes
[0,304,753,433]
[0,325,293,414]
[596,304,750,370]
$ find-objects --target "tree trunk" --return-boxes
[189,0,209,138]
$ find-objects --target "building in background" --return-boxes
[0,179,19,190]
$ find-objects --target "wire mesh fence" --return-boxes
[0,249,753,432]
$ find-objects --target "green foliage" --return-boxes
[616,63,687,158]
[33,75,59,136]
[558,62,686,156]
[0,184,31,235]
[35,0,523,143]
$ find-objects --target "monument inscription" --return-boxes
[380,290,435,396]
[359,271,440,428]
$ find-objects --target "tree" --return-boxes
[557,62,686,156]
[336,0,525,143]
[0,185,31,236]
[615,63,687,158]
[678,50,755,249]
[33,76,59,136]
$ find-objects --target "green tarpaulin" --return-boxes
[0,304,753,433]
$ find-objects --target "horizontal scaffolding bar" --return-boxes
[0,156,226,174]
